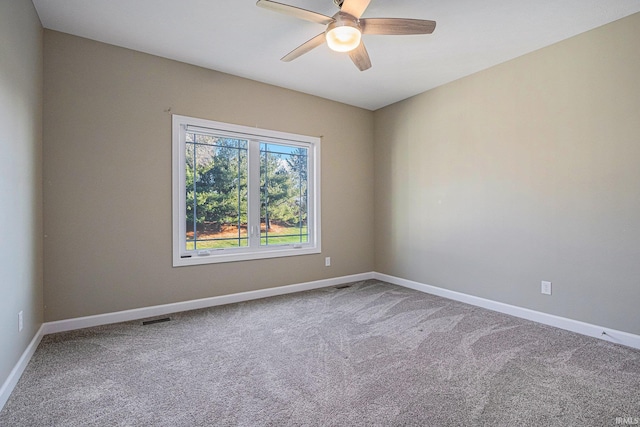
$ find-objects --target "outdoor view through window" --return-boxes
[185,134,308,249]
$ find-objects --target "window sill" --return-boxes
[172,245,321,267]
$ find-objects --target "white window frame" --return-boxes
[172,114,321,266]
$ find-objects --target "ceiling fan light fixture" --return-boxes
[257,0,436,71]
[325,18,361,52]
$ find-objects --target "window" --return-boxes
[172,115,321,266]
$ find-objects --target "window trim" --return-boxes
[172,114,321,267]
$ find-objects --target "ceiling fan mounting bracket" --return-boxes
[333,0,344,9]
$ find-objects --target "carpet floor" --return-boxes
[1,280,639,426]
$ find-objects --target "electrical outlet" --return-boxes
[325,257,331,267]
[541,281,552,295]
[18,311,23,332]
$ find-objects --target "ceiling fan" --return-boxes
[256,0,436,71]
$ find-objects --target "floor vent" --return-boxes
[335,285,351,289]
[142,317,171,325]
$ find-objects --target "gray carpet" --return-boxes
[1,280,639,426]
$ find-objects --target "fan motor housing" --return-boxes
[328,11,361,29]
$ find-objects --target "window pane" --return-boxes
[185,133,248,251]
[260,143,308,246]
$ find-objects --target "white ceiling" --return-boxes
[32,0,640,111]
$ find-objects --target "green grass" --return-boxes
[186,225,307,250]
[185,239,248,250]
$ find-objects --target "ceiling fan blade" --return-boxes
[340,0,371,19]
[281,32,326,62]
[348,42,372,71]
[360,18,436,35]
[256,0,334,25]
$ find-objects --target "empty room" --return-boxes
[1,0,639,425]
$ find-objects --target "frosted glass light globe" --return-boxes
[326,24,361,52]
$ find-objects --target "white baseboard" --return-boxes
[43,272,375,335]
[0,325,45,411]
[375,272,640,350]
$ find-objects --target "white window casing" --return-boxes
[172,114,321,266]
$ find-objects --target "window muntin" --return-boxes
[173,115,320,266]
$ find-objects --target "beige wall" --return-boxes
[0,0,44,386]
[374,13,640,335]
[43,31,375,321]
[39,12,640,334]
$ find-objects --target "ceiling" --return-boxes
[32,0,640,111]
